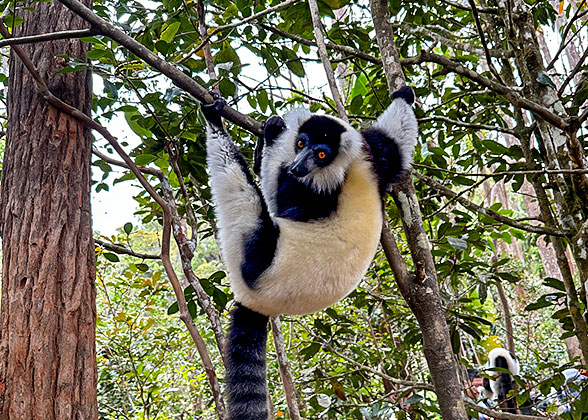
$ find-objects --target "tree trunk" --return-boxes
[0,1,97,419]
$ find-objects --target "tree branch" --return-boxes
[94,238,160,260]
[56,0,262,136]
[0,28,97,47]
[270,317,302,420]
[404,51,571,132]
[419,115,518,135]
[259,24,382,65]
[307,0,347,120]
[92,147,163,176]
[414,171,568,236]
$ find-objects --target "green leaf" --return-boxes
[543,277,565,291]
[135,154,157,166]
[167,301,179,315]
[160,21,181,43]
[124,222,133,234]
[537,71,556,89]
[136,263,149,272]
[104,252,120,262]
[447,237,467,250]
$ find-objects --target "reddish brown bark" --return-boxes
[0,1,97,419]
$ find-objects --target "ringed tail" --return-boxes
[227,303,270,420]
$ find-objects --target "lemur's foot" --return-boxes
[263,116,286,146]
[392,86,415,105]
[201,98,226,127]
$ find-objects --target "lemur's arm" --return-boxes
[361,86,418,194]
[202,99,278,288]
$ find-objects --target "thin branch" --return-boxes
[92,147,163,176]
[467,0,505,83]
[0,28,97,47]
[413,163,588,177]
[403,51,571,132]
[414,171,568,236]
[439,0,498,13]
[270,317,302,420]
[56,0,262,136]
[547,0,588,70]
[0,22,228,419]
[463,400,562,420]
[178,0,300,64]
[400,23,511,58]
[419,115,518,135]
[260,24,382,65]
[95,238,160,259]
[558,44,588,97]
[307,0,347,120]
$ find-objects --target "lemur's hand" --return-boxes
[263,116,286,146]
[201,98,226,128]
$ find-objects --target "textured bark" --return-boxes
[0,1,97,419]
[369,1,468,418]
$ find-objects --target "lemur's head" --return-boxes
[281,111,363,193]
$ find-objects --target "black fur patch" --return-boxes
[276,166,340,221]
[495,355,516,409]
[227,304,269,420]
[361,128,404,195]
[241,207,279,289]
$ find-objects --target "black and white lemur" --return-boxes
[480,347,520,410]
[201,87,418,420]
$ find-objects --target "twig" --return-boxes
[0,28,97,47]
[92,147,163,176]
[0,22,228,419]
[558,44,588,97]
[259,24,382,65]
[547,0,588,70]
[94,238,160,260]
[307,0,348,120]
[419,115,517,135]
[439,0,498,13]
[414,171,568,236]
[463,400,562,420]
[270,317,302,420]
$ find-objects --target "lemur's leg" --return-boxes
[361,86,418,194]
[202,100,279,288]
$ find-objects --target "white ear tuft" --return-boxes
[283,108,313,131]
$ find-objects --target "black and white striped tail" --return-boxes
[227,303,270,420]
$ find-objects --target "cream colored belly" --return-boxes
[233,158,382,316]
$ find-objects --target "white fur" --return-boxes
[484,347,519,399]
[206,126,263,282]
[233,157,382,316]
[373,96,419,171]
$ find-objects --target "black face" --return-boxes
[289,116,345,177]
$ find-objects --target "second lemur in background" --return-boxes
[202,87,418,420]
[480,347,520,411]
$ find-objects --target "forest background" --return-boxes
[0,0,587,419]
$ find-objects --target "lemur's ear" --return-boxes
[391,86,415,105]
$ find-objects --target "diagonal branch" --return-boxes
[414,171,567,236]
[404,51,571,131]
[56,0,262,136]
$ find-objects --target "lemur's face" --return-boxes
[289,116,346,178]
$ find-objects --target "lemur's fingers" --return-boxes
[264,115,286,146]
[201,98,226,127]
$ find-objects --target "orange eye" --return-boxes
[318,151,326,159]
[297,140,304,149]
